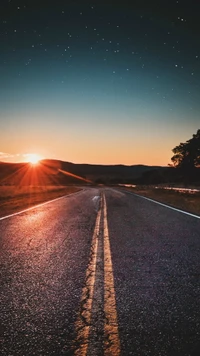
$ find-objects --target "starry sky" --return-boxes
[0,0,200,165]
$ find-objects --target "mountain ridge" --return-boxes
[0,159,166,185]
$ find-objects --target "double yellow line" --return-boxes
[74,193,121,355]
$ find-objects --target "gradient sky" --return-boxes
[0,0,199,165]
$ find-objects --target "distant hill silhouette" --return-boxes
[0,159,166,185]
[137,166,200,186]
[42,160,165,184]
[0,160,88,186]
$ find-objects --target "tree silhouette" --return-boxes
[171,129,200,170]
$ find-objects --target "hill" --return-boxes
[0,160,88,186]
[41,159,164,184]
[0,159,165,185]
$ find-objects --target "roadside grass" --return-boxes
[123,186,200,216]
[0,185,82,218]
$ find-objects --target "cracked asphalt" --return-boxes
[0,187,200,355]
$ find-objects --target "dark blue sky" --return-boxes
[0,0,200,165]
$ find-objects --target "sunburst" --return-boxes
[27,153,41,165]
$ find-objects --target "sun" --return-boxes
[27,153,41,165]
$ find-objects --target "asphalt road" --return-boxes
[0,187,199,356]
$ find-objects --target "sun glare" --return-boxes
[27,153,41,165]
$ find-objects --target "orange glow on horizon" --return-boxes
[25,153,42,165]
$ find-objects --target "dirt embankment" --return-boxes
[0,185,82,218]
[123,186,200,216]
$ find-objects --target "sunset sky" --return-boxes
[0,0,199,165]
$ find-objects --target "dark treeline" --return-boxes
[0,130,199,186]
[134,129,200,186]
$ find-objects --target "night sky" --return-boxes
[0,0,200,165]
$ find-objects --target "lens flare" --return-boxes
[27,153,41,165]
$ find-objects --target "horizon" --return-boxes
[0,157,167,167]
[0,1,199,166]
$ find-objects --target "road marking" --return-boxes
[92,195,100,212]
[74,195,102,356]
[103,194,121,356]
[92,195,100,203]
[122,190,200,220]
[74,193,121,355]
[0,189,83,221]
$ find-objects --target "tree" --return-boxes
[171,129,200,170]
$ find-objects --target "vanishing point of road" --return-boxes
[0,187,199,356]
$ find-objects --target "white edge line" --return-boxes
[121,189,200,220]
[0,188,84,221]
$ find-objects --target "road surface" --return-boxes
[0,187,199,355]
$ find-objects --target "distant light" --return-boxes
[25,154,42,165]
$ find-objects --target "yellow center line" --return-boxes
[103,193,121,356]
[74,195,102,356]
[74,192,121,355]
